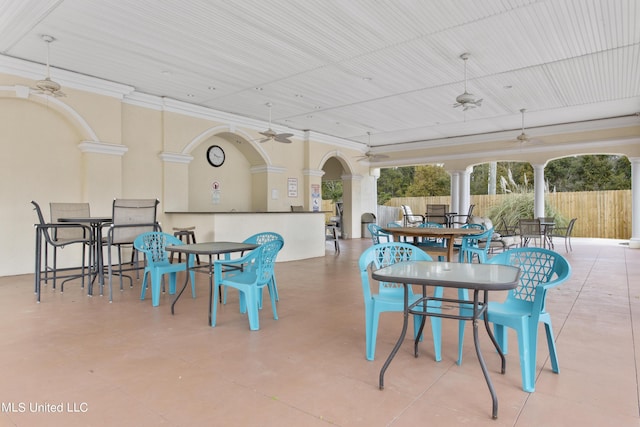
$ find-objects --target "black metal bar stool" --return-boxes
[172,226,200,264]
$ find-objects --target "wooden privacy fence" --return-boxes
[386,190,632,240]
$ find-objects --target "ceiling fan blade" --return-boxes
[274,135,293,143]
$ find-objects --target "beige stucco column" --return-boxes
[78,141,128,214]
[251,165,285,211]
[341,173,363,239]
[160,152,192,211]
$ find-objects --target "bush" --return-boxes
[486,193,568,228]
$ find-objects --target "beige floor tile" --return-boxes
[0,237,638,426]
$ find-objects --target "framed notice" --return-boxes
[288,178,298,197]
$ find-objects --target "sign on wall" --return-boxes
[288,178,298,197]
[311,183,320,212]
[212,181,221,204]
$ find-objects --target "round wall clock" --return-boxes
[206,145,225,167]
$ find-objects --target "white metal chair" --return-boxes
[401,205,424,227]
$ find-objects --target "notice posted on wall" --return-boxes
[311,184,320,212]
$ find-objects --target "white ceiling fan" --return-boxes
[515,108,541,144]
[258,102,293,143]
[357,132,389,162]
[453,53,481,111]
[31,35,66,97]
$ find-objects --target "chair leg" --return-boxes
[542,315,560,373]
[169,272,177,295]
[367,309,380,361]
[245,289,260,330]
[151,272,162,307]
[518,319,536,392]
[268,284,278,320]
[186,254,197,298]
[140,270,149,301]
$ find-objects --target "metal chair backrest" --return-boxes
[425,204,448,225]
[110,198,159,244]
[50,202,90,241]
[519,219,541,239]
[401,205,424,226]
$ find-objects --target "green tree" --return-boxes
[378,167,414,204]
[322,180,342,201]
[406,165,450,196]
[470,164,489,195]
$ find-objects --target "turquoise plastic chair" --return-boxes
[456,226,494,365]
[458,227,495,263]
[223,232,284,305]
[385,222,405,242]
[486,248,571,392]
[358,242,442,361]
[367,223,392,244]
[212,239,283,330]
[416,221,445,247]
[133,232,195,307]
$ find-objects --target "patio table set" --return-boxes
[363,216,572,419]
[31,200,284,331]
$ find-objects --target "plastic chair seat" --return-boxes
[134,232,196,307]
[212,240,283,330]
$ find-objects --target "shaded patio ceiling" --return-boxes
[1,0,638,165]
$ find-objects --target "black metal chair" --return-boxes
[451,204,476,226]
[31,201,92,302]
[425,204,448,226]
[104,198,161,302]
[519,218,543,247]
[550,218,577,252]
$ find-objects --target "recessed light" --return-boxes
[161,70,171,76]
[503,85,513,89]
[208,86,216,90]
[294,94,303,98]
[362,77,372,81]
[254,87,263,91]
[187,93,195,97]
[306,115,313,119]
[314,105,322,109]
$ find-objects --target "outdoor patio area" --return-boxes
[0,237,639,426]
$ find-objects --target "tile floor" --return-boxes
[0,237,639,426]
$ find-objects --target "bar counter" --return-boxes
[164,211,326,261]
